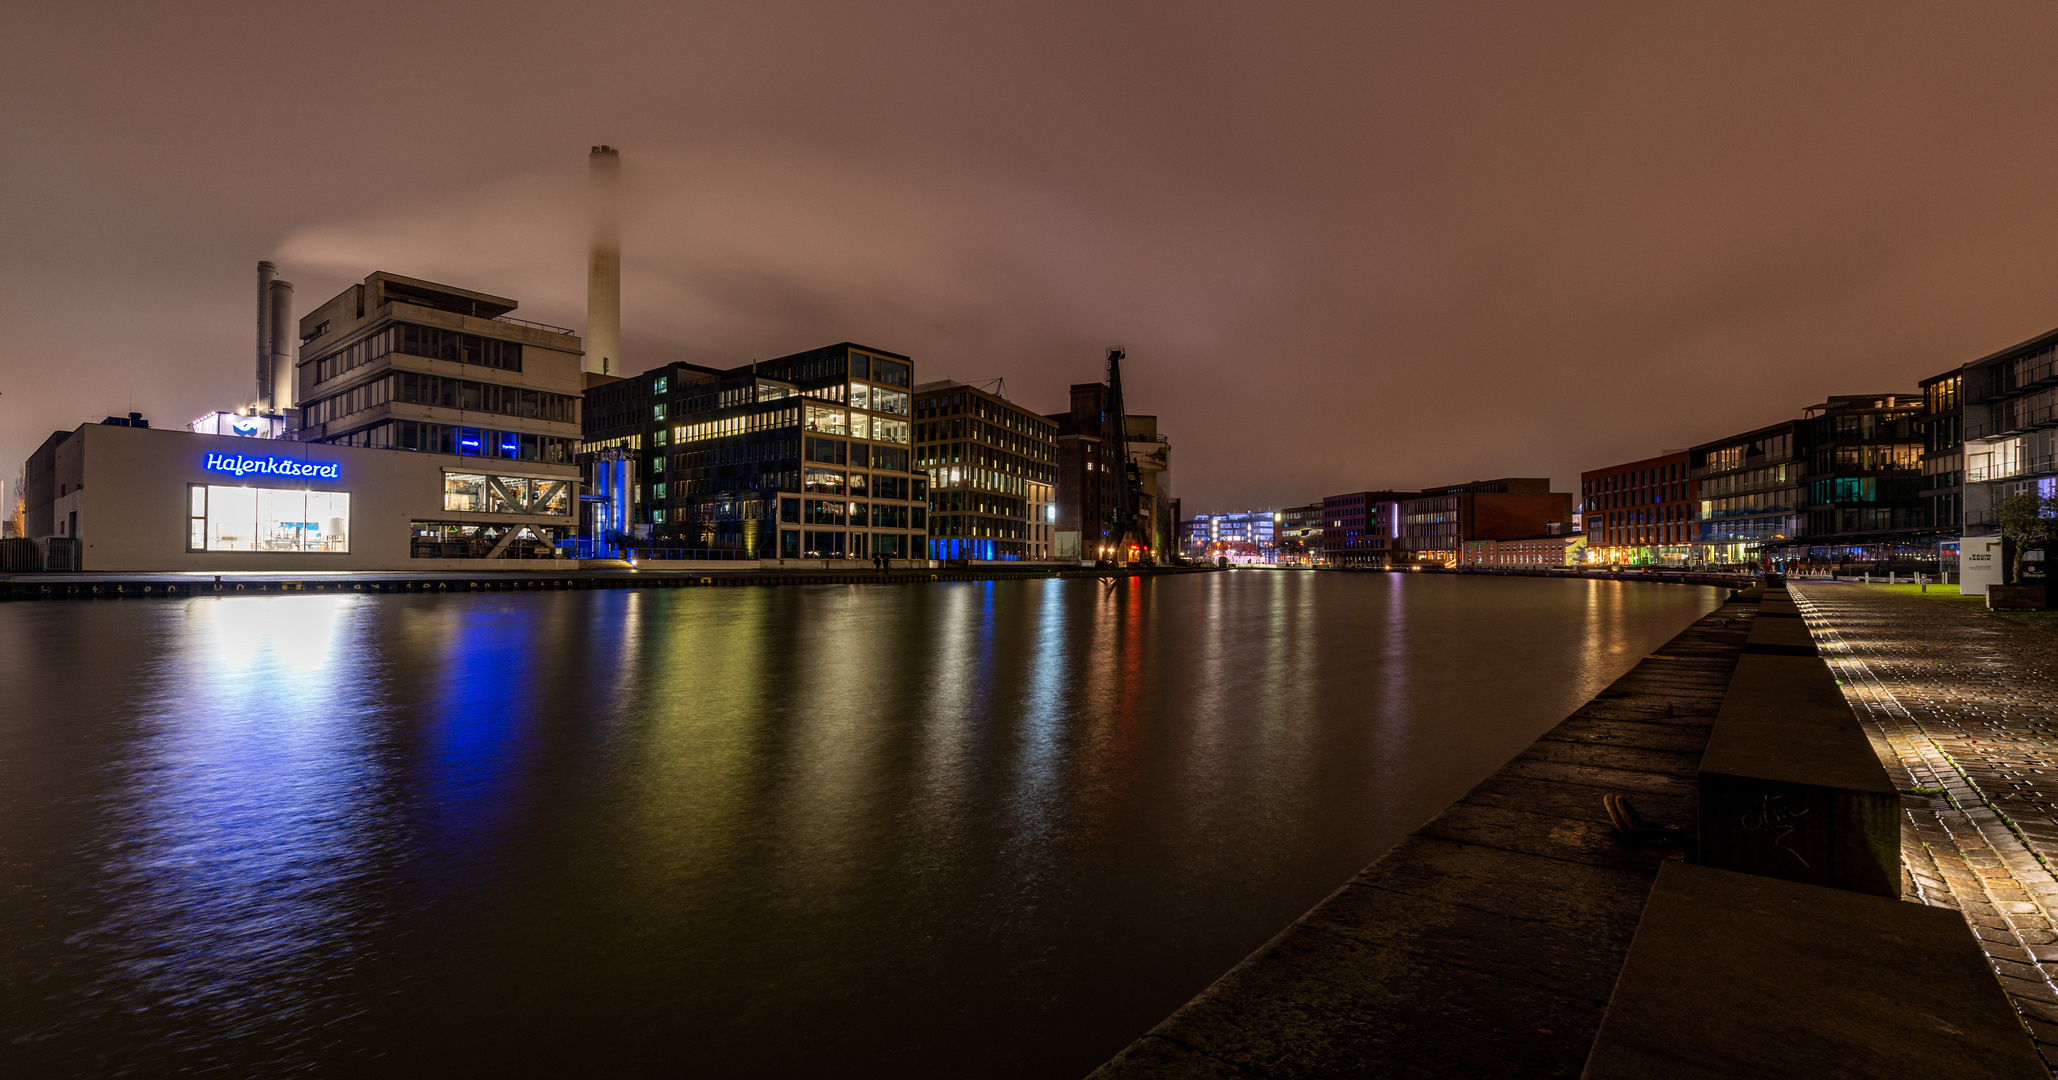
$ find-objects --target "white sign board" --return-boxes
[1961,536,2005,597]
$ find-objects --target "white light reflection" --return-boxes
[74,595,392,1057]
[1006,579,1070,851]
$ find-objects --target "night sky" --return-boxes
[6,2,2058,510]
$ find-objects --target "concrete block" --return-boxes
[1698,652,1899,896]
[1582,861,2045,1080]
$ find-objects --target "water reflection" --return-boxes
[0,574,1722,1077]
[71,597,392,1066]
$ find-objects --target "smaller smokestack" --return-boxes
[267,279,295,410]
[257,261,277,407]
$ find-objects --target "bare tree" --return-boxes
[1994,490,2058,583]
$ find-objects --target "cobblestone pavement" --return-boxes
[1790,582,2058,1069]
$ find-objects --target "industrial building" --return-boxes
[1049,380,1175,563]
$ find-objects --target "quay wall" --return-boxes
[0,564,1214,602]
[1087,588,1759,1078]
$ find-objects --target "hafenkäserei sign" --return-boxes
[203,451,341,480]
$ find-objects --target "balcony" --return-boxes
[1967,454,2056,484]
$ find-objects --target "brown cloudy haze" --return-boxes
[6,1,2058,508]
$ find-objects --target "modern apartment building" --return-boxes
[1920,369,1965,541]
[290,271,585,555]
[1688,420,1805,566]
[913,379,1059,561]
[1960,326,2058,541]
[1779,393,1931,565]
[1580,452,1696,565]
[580,343,928,561]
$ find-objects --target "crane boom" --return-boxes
[1101,347,1152,565]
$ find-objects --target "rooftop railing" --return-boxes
[493,314,577,336]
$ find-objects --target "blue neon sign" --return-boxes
[203,451,340,480]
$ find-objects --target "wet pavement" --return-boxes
[1792,582,2058,1068]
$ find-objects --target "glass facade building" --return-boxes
[581,343,927,561]
[1183,510,1279,563]
[1689,421,1806,566]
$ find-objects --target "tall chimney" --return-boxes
[256,261,276,407]
[267,278,295,410]
[587,145,622,377]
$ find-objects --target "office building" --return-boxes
[1276,503,1325,566]
[286,272,585,555]
[1321,490,1412,567]
[1688,420,1805,566]
[1581,453,1697,565]
[913,379,1059,560]
[1184,510,1278,564]
[580,343,927,561]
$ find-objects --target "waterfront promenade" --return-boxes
[1793,582,2058,1066]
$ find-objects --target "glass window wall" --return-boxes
[187,484,351,553]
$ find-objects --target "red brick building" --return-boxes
[1581,451,1697,565]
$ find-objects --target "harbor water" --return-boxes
[0,572,1722,1076]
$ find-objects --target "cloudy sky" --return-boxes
[6,2,2058,509]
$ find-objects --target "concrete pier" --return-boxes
[1089,591,1760,1077]
[1092,581,2047,1077]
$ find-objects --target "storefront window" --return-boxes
[188,484,350,554]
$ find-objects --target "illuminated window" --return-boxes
[443,474,572,515]
[187,484,350,553]
[804,468,847,495]
[804,404,848,435]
